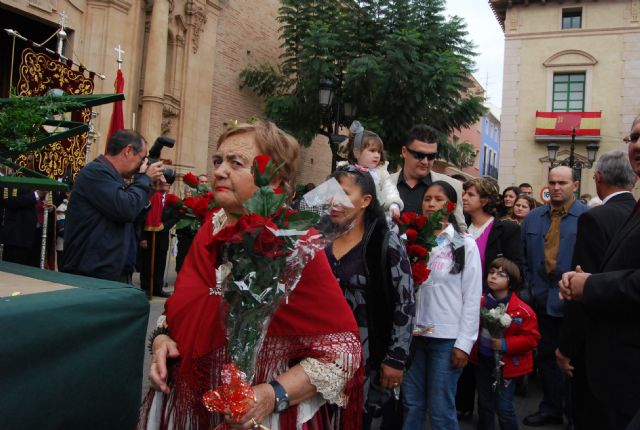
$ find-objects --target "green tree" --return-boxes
[240,0,485,170]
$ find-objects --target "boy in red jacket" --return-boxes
[471,257,541,430]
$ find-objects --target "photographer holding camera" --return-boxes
[61,129,164,282]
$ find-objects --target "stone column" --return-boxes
[139,0,169,143]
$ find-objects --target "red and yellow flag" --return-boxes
[535,111,601,136]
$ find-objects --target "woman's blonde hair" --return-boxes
[217,121,300,200]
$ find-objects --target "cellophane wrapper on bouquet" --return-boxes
[202,158,353,421]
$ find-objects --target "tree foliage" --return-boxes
[0,94,83,157]
[240,0,486,168]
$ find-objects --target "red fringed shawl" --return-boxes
[138,211,363,430]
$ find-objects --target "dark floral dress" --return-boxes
[326,231,414,417]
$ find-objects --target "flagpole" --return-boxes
[3,29,106,80]
[39,193,50,269]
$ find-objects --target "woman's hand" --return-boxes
[149,334,180,394]
[450,347,469,369]
[226,383,275,429]
[379,363,404,389]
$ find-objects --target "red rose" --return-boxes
[407,244,428,259]
[164,193,182,208]
[183,172,199,188]
[411,261,431,285]
[237,213,277,234]
[183,196,197,209]
[400,212,418,226]
[405,228,418,243]
[273,187,284,195]
[253,226,287,258]
[414,215,428,230]
[191,196,210,219]
[254,155,272,175]
[447,201,456,213]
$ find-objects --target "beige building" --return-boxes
[0,0,333,184]
[490,0,640,199]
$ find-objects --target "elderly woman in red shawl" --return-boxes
[140,121,363,430]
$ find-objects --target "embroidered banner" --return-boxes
[14,48,95,180]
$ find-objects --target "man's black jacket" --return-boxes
[61,155,152,281]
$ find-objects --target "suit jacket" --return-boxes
[0,189,38,248]
[558,192,635,359]
[483,219,524,286]
[521,199,590,317]
[389,169,466,232]
[581,195,640,416]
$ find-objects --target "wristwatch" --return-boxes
[268,380,290,413]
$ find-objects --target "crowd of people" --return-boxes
[1,118,639,430]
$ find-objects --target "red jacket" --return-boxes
[471,293,540,378]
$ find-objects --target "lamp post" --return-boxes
[546,128,599,169]
[318,78,357,171]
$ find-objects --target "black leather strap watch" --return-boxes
[268,380,290,413]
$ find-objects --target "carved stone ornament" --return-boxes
[186,1,207,53]
[632,0,639,23]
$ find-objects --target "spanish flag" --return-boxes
[535,111,601,136]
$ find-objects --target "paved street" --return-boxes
[137,251,565,430]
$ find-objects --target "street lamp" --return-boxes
[546,128,599,169]
[547,142,560,164]
[586,143,599,164]
[319,79,334,109]
[318,77,356,171]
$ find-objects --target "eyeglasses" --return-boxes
[405,146,438,161]
[488,268,509,279]
[624,133,640,144]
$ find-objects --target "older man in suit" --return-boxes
[556,150,636,430]
[388,124,465,231]
[561,118,640,429]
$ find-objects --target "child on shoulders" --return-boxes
[471,256,540,430]
[346,121,403,219]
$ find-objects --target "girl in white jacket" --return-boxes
[402,180,482,430]
[348,121,404,219]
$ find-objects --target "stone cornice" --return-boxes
[86,0,133,14]
[543,49,598,67]
[490,0,601,31]
[505,25,640,40]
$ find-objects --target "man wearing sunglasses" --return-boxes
[389,124,466,231]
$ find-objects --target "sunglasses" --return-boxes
[405,146,438,161]
[337,164,369,174]
[624,133,640,144]
[488,268,509,279]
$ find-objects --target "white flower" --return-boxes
[499,313,512,328]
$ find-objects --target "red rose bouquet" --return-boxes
[396,201,457,286]
[202,155,331,422]
[164,172,216,233]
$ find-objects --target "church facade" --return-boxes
[1,0,332,184]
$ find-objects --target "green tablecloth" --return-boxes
[0,262,150,430]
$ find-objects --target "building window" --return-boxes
[562,8,582,29]
[483,146,488,175]
[552,72,585,112]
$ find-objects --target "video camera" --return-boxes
[147,136,176,184]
